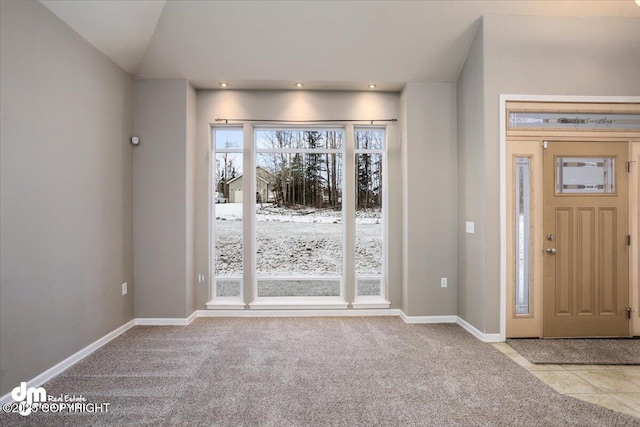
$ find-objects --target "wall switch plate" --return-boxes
[440,278,447,288]
[465,221,475,234]
[122,282,127,296]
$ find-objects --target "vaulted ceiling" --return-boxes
[40,0,640,90]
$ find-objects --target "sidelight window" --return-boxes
[212,128,244,299]
[515,157,531,315]
[355,128,385,298]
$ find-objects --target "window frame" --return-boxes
[208,125,246,309]
[207,123,389,310]
[353,126,387,304]
[252,126,347,305]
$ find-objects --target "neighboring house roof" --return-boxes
[226,167,274,185]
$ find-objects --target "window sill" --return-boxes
[352,296,391,309]
[249,297,349,310]
[206,299,246,310]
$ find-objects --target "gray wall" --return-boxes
[456,20,487,332]
[133,79,196,318]
[0,0,134,396]
[400,83,458,317]
[457,15,640,334]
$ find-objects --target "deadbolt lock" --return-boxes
[546,234,554,241]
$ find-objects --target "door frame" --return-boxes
[499,95,640,341]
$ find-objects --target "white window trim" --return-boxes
[253,126,348,303]
[352,296,391,309]
[208,125,244,307]
[353,126,388,304]
[208,123,389,310]
[249,297,349,310]
[206,298,246,310]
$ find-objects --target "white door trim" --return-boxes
[499,95,640,341]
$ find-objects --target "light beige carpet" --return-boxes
[2,318,639,426]
[507,338,640,365]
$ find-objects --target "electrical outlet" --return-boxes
[440,277,447,288]
[122,282,127,296]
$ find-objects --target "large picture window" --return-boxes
[209,124,387,308]
[255,129,344,298]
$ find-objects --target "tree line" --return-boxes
[216,130,382,210]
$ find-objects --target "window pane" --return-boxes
[255,145,343,295]
[257,279,340,297]
[355,153,383,277]
[509,112,640,130]
[215,279,241,297]
[355,129,384,150]
[256,129,343,150]
[357,279,381,296]
[214,150,243,297]
[215,128,243,149]
[515,157,531,315]
[355,128,384,297]
[556,157,615,194]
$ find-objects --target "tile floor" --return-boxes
[492,342,640,419]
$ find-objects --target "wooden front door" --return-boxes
[543,141,630,337]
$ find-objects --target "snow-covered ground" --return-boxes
[214,203,381,224]
[213,203,382,294]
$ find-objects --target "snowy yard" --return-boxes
[214,203,382,296]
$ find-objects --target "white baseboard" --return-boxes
[399,312,458,324]
[186,310,198,324]
[456,316,503,343]
[0,319,136,405]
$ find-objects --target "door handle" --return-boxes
[546,248,557,255]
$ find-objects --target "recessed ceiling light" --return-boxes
[368,84,377,89]
[294,82,304,88]
[636,0,640,6]
[219,82,229,88]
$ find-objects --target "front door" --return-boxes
[543,141,630,337]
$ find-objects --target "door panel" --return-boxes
[576,208,595,316]
[599,208,617,316]
[554,207,573,317]
[543,141,629,337]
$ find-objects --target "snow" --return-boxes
[214,203,382,224]
[213,203,383,287]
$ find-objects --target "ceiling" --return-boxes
[40,0,640,91]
